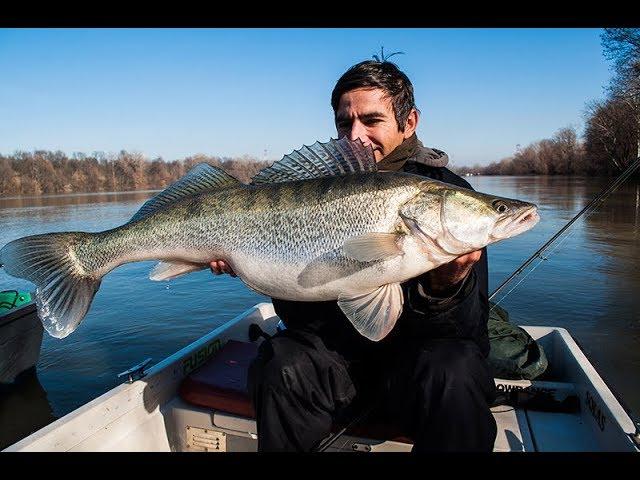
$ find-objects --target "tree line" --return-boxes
[0,151,271,196]
[455,98,638,177]
[457,28,640,177]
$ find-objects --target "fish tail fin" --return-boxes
[0,232,101,338]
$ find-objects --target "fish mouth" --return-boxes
[519,206,539,223]
[494,206,539,240]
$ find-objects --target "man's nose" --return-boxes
[348,121,368,142]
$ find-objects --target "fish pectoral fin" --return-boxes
[338,283,404,341]
[149,261,207,281]
[343,233,402,262]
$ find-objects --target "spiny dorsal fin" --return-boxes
[250,137,377,185]
[129,163,240,223]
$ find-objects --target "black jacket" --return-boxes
[272,161,490,359]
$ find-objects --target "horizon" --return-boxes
[0,28,612,168]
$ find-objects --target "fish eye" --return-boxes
[492,200,509,214]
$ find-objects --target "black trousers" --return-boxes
[247,327,497,452]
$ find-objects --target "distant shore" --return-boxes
[0,151,270,197]
[1,142,630,197]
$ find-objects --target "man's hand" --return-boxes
[210,260,237,277]
[424,250,482,296]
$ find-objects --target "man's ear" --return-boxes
[403,108,418,139]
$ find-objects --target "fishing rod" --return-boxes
[489,156,640,305]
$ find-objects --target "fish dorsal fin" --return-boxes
[250,137,377,185]
[129,163,240,223]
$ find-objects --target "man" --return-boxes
[211,59,497,452]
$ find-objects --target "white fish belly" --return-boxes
[229,235,443,301]
[228,252,340,300]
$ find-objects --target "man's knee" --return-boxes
[415,339,495,400]
[248,332,356,414]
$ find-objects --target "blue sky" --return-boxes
[0,28,612,167]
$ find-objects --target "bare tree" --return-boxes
[584,98,638,173]
[602,28,640,163]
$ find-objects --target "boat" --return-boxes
[0,291,43,385]
[3,301,639,452]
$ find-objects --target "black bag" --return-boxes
[487,302,548,380]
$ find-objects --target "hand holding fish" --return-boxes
[425,250,483,296]
[210,260,236,277]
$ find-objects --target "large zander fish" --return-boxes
[0,138,539,341]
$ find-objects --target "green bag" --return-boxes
[0,290,32,315]
[487,302,548,380]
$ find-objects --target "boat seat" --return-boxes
[179,339,257,419]
[178,339,413,444]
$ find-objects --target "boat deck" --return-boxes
[164,390,589,452]
[491,398,597,452]
[492,405,533,452]
[162,320,638,452]
[4,303,638,452]
[163,333,601,452]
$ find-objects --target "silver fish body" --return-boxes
[88,173,432,300]
[0,138,540,341]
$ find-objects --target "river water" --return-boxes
[0,176,639,448]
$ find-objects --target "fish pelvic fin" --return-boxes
[338,283,404,341]
[250,137,377,185]
[0,232,101,339]
[129,163,241,223]
[149,261,207,281]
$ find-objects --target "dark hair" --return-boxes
[330,60,418,132]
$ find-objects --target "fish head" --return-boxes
[400,181,539,257]
[488,196,540,242]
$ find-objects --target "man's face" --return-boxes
[335,87,417,162]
